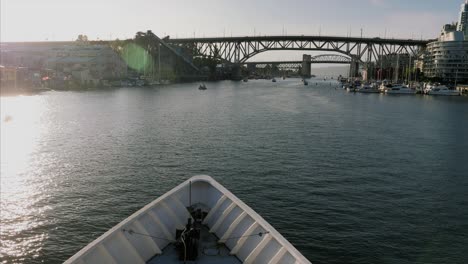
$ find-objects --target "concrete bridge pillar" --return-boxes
[301,54,312,78]
[349,58,360,78]
[232,64,242,81]
[247,63,256,73]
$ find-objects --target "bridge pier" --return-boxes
[232,64,242,81]
[301,54,312,78]
[349,58,359,78]
[247,63,257,72]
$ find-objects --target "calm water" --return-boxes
[1,79,468,264]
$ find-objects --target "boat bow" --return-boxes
[65,175,311,264]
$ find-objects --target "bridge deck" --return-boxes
[167,35,432,45]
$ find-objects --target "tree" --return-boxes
[76,34,88,42]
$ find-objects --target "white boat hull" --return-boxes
[427,91,460,96]
[65,176,310,264]
[385,89,416,94]
[357,89,380,93]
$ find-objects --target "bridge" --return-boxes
[167,35,431,77]
[245,54,351,67]
[167,35,430,62]
[2,35,431,79]
[244,54,352,75]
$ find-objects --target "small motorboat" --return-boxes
[65,176,311,264]
[357,84,379,93]
[385,85,417,94]
[272,78,277,83]
[345,85,356,92]
[425,84,460,96]
[198,84,207,90]
[304,80,309,85]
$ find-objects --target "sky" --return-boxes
[1,0,464,41]
[0,0,465,62]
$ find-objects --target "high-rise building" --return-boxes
[422,39,468,83]
[419,1,468,83]
[458,0,468,39]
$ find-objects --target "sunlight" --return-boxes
[1,0,467,262]
[121,43,153,73]
[0,95,49,259]
[1,96,44,178]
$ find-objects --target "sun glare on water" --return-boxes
[1,95,50,261]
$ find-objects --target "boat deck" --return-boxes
[147,225,241,264]
[64,176,311,264]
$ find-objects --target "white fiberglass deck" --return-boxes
[65,175,311,264]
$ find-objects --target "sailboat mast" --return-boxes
[395,54,400,83]
[408,55,412,84]
[158,42,161,83]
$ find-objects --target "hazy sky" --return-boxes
[1,0,464,42]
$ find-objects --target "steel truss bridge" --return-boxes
[167,35,431,64]
[245,54,352,70]
[248,62,302,71]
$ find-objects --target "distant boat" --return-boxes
[385,85,416,94]
[149,80,161,86]
[136,80,146,87]
[346,86,356,92]
[357,84,379,93]
[304,80,309,85]
[272,78,277,83]
[243,78,248,82]
[198,84,207,90]
[425,83,460,96]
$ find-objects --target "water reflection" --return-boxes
[0,82,467,264]
[1,96,49,262]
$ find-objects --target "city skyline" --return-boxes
[0,0,464,43]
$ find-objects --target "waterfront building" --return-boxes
[0,65,17,88]
[422,24,468,83]
[45,45,127,83]
[0,43,52,69]
[458,0,468,40]
[0,65,43,93]
[440,23,464,42]
[0,42,127,86]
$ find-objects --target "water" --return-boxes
[1,79,468,264]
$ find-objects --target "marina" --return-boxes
[339,78,464,96]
